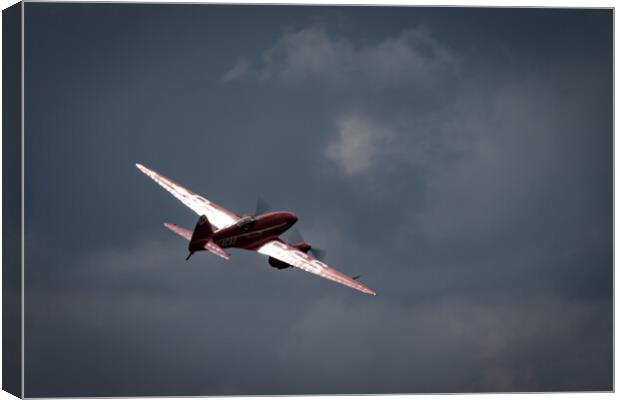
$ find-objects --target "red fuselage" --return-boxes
[212,211,298,251]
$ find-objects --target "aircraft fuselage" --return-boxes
[212,211,298,251]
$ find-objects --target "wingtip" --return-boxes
[135,163,146,172]
[361,286,377,296]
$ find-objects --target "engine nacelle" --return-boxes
[268,256,290,269]
[268,242,311,269]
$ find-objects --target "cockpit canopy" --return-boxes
[235,215,258,230]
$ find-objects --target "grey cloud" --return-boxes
[416,73,611,240]
[322,108,455,178]
[319,68,611,243]
[276,296,611,393]
[224,25,458,83]
[221,57,251,82]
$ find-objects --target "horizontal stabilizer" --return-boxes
[204,240,231,260]
[164,223,192,240]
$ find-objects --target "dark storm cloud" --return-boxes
[23,4,612,396]
[24,232,612,395]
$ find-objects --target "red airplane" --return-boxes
[136,164,376,296]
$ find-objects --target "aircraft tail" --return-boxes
[190,214,214,244]
[163,215,230,261]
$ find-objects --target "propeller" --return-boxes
[288,228,328,261]
[310,247,327,261]
[255,196,271,216]
[288,227,304,244]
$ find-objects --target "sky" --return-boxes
[22,4,612,396]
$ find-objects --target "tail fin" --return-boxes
[164,216,230,261]
[188,215,230,260]
[190,215,214,247]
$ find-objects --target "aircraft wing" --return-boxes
[257,240,376,296]
[136,163,239,229]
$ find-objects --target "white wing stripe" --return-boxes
[258,240,376,296]
[136,164,239,229]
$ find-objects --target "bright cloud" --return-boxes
[324,113,395,175]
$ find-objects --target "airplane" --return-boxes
[135,164,376,296]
